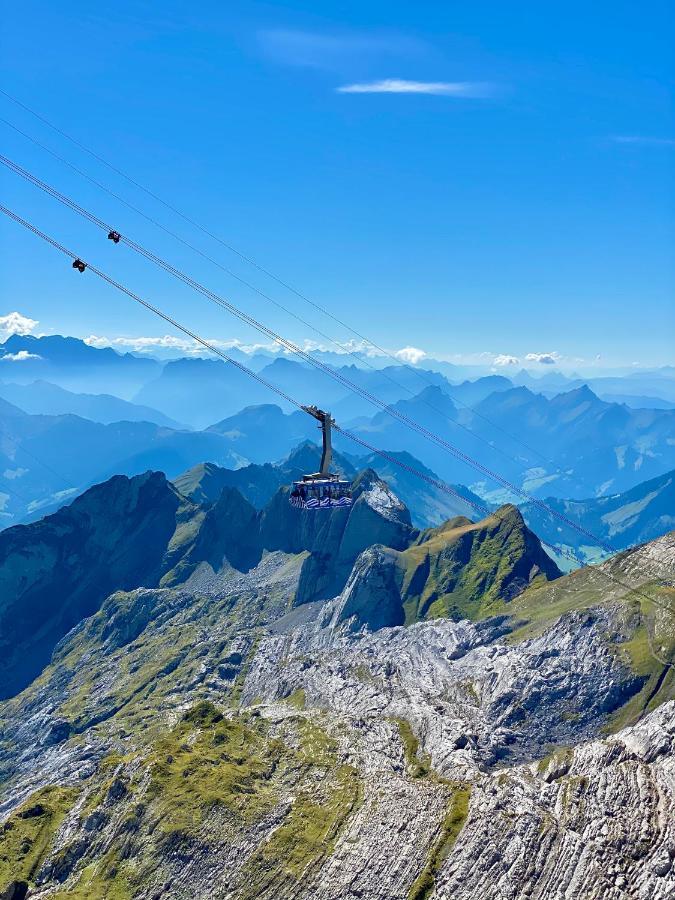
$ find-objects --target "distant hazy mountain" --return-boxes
[513,367,675,404]
[0,334,160,397]
[135,354,457,428]
[445,375,513,406]
[348,383,675,501]
[598,393,675,410]
[328,363,450,420]
[471,385,675,498]
[0,401,241,527]
[207,404,318,462]
[523,469,675,563]
[134,357,280,427]
[0,379,182,427]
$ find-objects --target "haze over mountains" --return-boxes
[2,333,675,553]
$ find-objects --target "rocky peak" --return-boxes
[173,486,261,579]
[351,468,412,528]
[172,461,229,505]
[332,503,561,631]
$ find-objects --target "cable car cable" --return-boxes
[0,154,618,553]
[0,130,533,475]
[0,201,671,618]
[0,94,554,470]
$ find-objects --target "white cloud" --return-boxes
[0,311,39,341]
[83,332,436,366]
[493,354,520,367]
[84,334,284,357]
[394,346,427,365]
[0,350,41,362]
[337,79,495,97]
[525,351,561,365]
[610,135,675,147]
[85,334,198,353]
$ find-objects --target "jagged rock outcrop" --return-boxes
[329,504,561,630]
[292,469,415,604]
[169,486,261,580]
[328,546,404,631]
[255,468,416,605]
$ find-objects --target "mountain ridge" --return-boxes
[0,464,560,699]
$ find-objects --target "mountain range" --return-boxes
[0,397,241,525]
[2,331,674,577]
[0,379,181,428]
[0,465,558,700]
[0,333,159,397]
[522,468,675,563]
[348,383,675,500]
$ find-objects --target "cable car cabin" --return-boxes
[289,406,352,510]
[290,475,352,509]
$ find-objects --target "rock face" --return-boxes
[329,546,404,632]
[0,471,198,699]
[0,467,673,899]
[176,486,261,576]
[0,465,416,697]
[291,469,414,605]
[331,504,561,629]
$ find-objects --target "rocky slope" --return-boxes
[0,472,200,699]
[0,474,673,899]
[3,462,493,698]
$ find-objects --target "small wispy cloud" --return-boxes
[610,135,675,147]
[336,78,495,97]
[3,467,28,480]
[493,354,520,367]
[525,351,561,366]
[0,350,41,362]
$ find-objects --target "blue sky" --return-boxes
[0,0,673,370]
